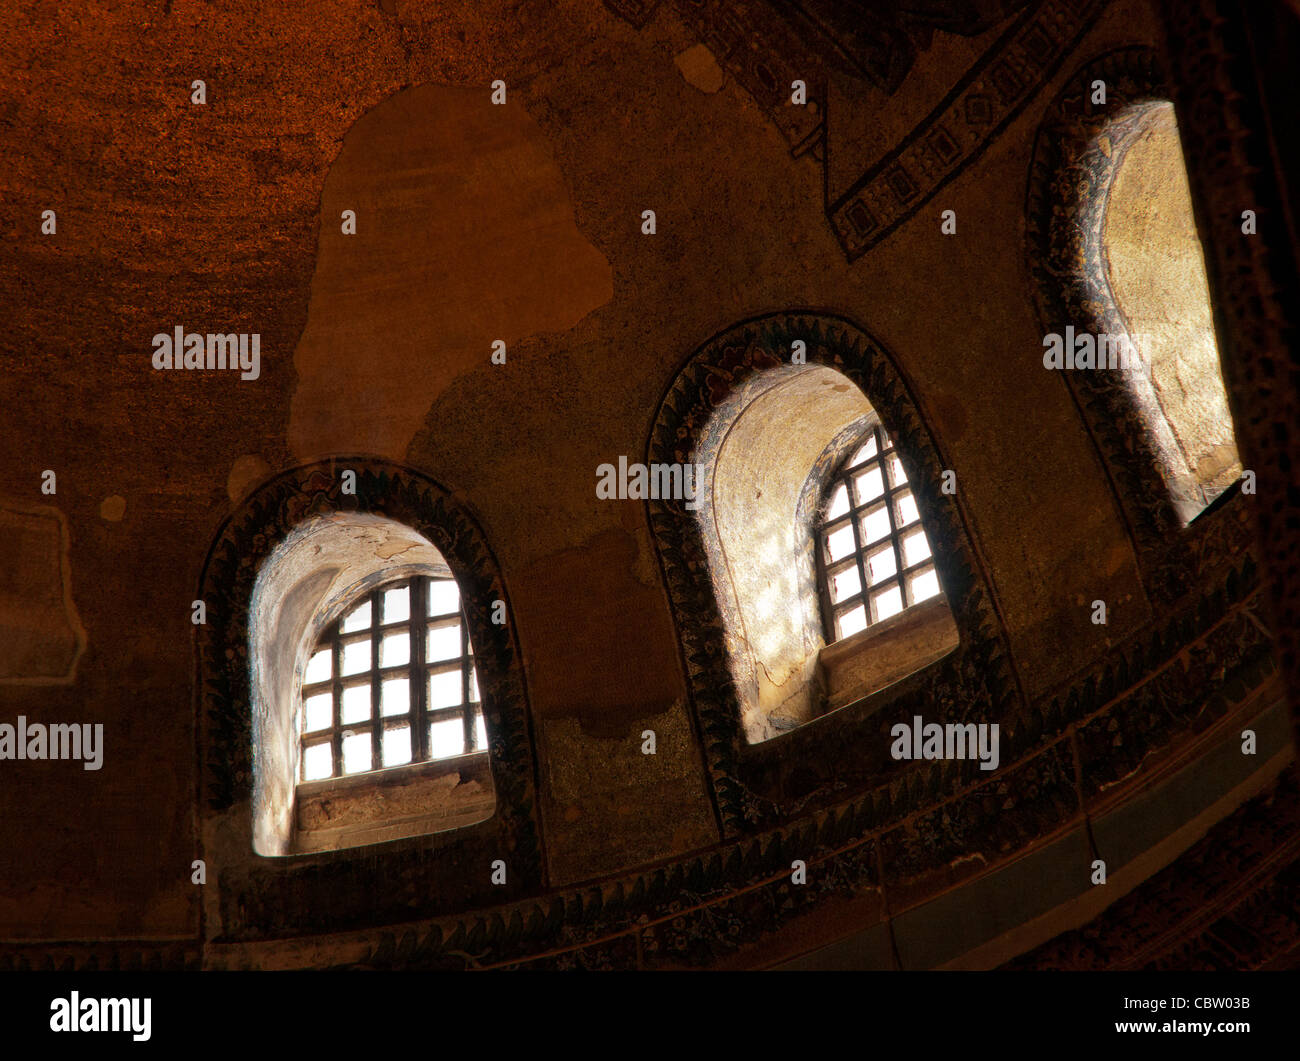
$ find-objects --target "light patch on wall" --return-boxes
[675,44,724,93]
[711,368,872,737]
[0,501,86,684]
[99,495,126,522]
[617,503,664,591]
[289,84,613,461]
[1103,103,1242,510]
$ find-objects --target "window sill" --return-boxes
[817,594,960,712]
[292,751,495,854]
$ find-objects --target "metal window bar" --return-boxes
[816,424,940,641]
[299,576,485,782]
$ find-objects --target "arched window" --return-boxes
[679,362,959,743]
[199,462,542,933]
[648,315,1007,833]
[1027,52,1245,565]
[249,512,495,855]
[1100,100,1241,523]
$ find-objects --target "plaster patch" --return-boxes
[1105,541,1132,577]
[538,705,719,882]
[289,83,613,461]
[515,527,684,728]
[618,504,662,590]
[674,44,724,93]
[929,390,969,444]
[0,501,86,684]
[99,495,126,522]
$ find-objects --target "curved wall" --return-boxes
[0,0,1294,969]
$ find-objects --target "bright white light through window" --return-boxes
[297,576,487,781]
[817,423,944,640]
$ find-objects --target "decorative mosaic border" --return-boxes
[603,0,1106,260]
[1024,46,1258,608]
[828,0,1106,259]
[213,551,1269,969]
[195,460,544,940]
[1005,764,1300,971]
[0,943,200,973]
[643,313,1021,835]
[14,541,1267,969]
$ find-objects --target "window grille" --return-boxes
[815,423,941,641]
[298,576,485,782]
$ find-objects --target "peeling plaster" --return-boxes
[289,83,613,461]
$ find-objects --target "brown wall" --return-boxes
[0,0,1276,957]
